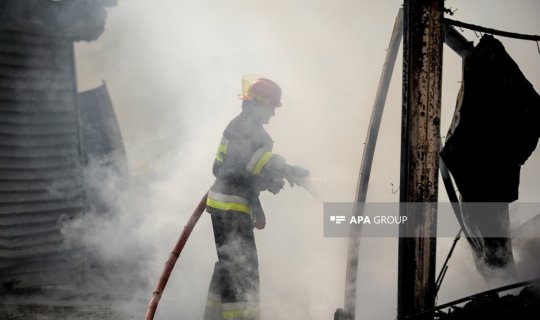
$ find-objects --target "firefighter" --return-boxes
[204,77,309,320]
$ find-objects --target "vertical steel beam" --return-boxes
[399,0,444,319]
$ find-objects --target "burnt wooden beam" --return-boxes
[399,0,444,319]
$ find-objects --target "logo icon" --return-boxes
[330,215,346,224]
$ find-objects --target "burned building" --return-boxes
[0,0,124,292]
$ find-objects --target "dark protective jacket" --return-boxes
[206,109,288,224]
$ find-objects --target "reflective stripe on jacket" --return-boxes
[207,111,288,216]
[221,301,259,320]
[206,190,251,215]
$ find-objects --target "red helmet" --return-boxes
[240,77,282,108]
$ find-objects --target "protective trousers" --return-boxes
[204,212,260,320]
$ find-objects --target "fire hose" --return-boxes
[145,192,208,320]
[144,177,317,320]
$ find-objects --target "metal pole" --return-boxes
[335,8,403,320]
[442,24,473,59]
[398,0,444,319]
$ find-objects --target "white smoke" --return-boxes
[69,0,540,319]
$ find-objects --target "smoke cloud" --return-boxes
[68,0,540,319]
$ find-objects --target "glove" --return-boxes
[251,197,266,230]
[285,165,310,187]
[254,217,266,230]
[267,178,285,194]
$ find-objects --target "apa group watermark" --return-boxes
[330,215,407,225]
[323,202,540,238]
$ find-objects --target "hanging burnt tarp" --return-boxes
[441,34,540,202]
[441,35,540,269]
